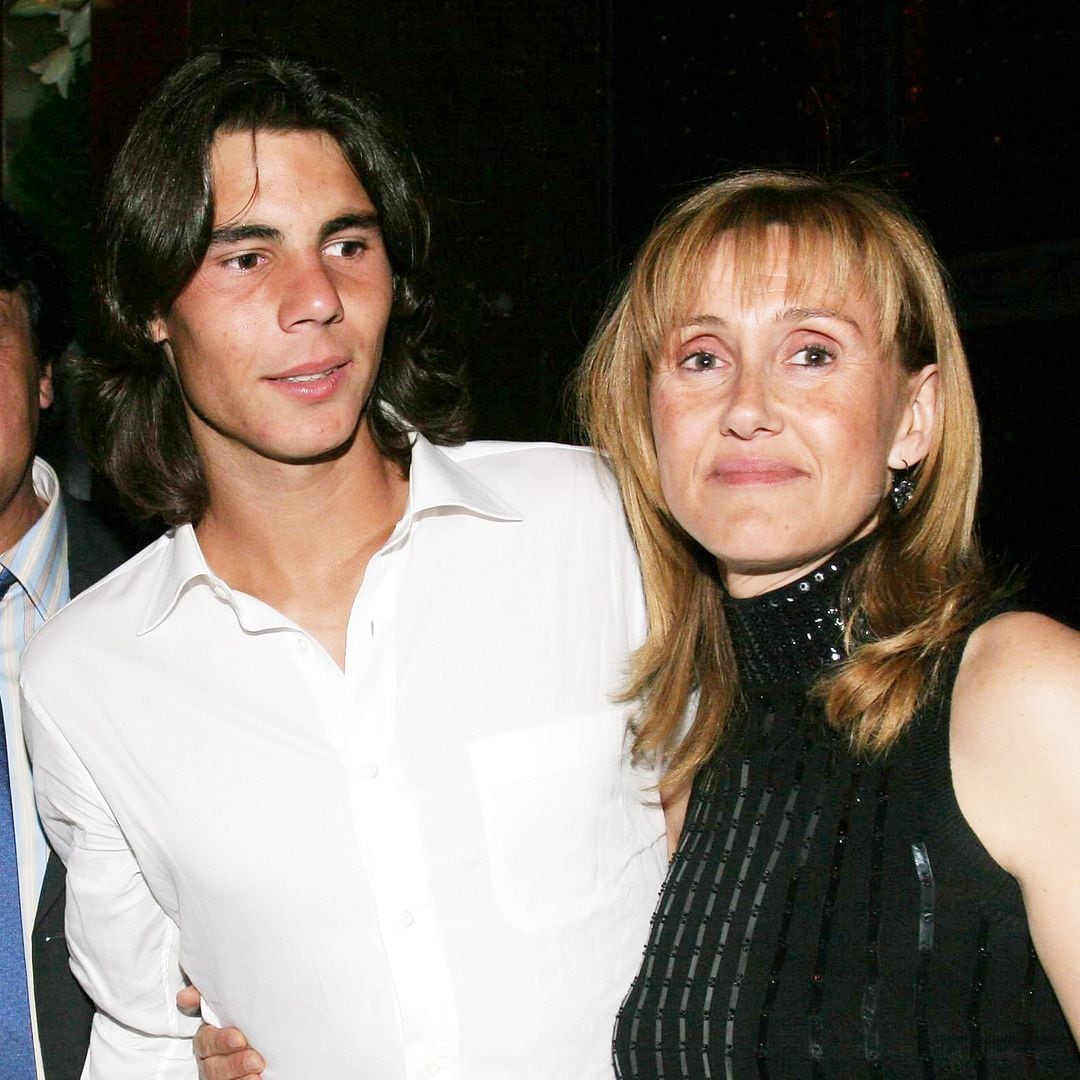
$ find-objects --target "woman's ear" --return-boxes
[888,365,939,471]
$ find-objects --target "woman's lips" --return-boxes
[710,458,805,485]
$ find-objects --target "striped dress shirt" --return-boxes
[1,457,69,1078]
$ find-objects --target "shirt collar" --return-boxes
[137,523,217,634]
[0,457,69,618]
[404,435,521,522]
[138,434,521,634]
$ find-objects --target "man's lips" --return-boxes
[266,358,350,382]
[710,459,806,485]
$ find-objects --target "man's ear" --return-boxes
[888,365,938,471]
[148,316,178,369]
[38,361,53,410]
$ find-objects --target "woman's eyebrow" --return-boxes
[774,306,859,328]
[680,314,727,330]
[678,309,860,330]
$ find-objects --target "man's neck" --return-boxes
[0,470,45,557]
[194,432,409,668]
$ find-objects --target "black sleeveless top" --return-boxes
[613,547,1079,1078]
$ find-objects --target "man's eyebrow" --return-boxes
[207,224,281,249]
[206,213,380,251]
[320,212,380,242]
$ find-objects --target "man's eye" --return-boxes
[325,239,368,258]
[224,252,263,272]
[679,350,720,371]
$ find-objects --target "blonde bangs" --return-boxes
[621,176,946,383]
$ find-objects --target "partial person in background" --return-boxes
[580,171,1080,1076]
[0,206,129,1079]
[2,208,242,1080]
[20,49,664,1079]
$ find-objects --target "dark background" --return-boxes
[83,0,1080,623]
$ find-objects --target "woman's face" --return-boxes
[649,229,937,598]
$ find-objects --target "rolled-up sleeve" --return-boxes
[21,685,198,1080]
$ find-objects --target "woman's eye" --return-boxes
[678,350,721,371]
[791,343,834,367]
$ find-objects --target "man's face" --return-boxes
[150,128,395,480]
[0,287,52,552]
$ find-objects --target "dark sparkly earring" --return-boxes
[890,462,916,512]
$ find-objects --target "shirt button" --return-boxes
[400,911,414,928]
[296,637,310,654]
[424,1062,440,1076]
[363,762,379,779]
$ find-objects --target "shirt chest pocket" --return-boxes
[467,709,635,936]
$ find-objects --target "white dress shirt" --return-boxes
[21,438,666,1080]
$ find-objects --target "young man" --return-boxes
[20,51,664,1078]
[1,208,129,1079]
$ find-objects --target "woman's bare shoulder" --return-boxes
[950,609,1080,1036]
[955,610,1079,727]
[950,610,1080,874]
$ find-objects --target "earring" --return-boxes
[890,462,916,513]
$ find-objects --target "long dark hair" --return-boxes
[85,48,468,525]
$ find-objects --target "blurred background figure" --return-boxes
[1,204,128,1080]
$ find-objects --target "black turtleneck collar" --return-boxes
[721,536,874,691]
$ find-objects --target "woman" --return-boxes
[580,171,1080,1076]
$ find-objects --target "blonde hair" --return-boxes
[578,170,993,794]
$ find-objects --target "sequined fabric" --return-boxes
[613,547,1079,1079]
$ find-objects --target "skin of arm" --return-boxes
[662,784,691,859]
[950,610,1080,1040]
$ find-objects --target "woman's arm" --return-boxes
[662,783,691,858]
[950,610,1080,1038]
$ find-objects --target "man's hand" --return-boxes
[177,985,266,1080]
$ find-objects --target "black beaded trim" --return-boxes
[911,841,937,1079]
[970,915,990,1079]
[722,537,874,690]
[755,731,820,1078]
[862,768,891,1071]
[807,763,864,1072]
[1021,938,1039,1078]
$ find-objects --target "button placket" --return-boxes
[344,540,460,1080]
